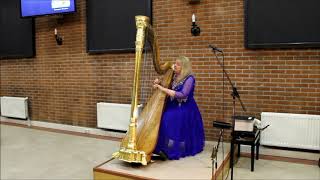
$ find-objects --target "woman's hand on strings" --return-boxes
[153,78,161,85]
[153,83,161,89]
[153,78,161,89]
[153,78,176,97]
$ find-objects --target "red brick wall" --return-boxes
[1,0,319,140]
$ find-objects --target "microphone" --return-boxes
[209,44,223,52]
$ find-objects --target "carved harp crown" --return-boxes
[112,16,173,165]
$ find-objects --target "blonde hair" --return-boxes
[176,56,192,82]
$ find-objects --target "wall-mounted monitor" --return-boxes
[0,0,35,59]
[20,0,76,18]
[87,0,152,53]
[245,0,320,49]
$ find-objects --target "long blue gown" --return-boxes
[154,74,205,160]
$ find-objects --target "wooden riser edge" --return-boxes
[212,145,241,180]
[93,157,155,180]
[93,168,155,180]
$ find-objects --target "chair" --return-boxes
[234,129,260,171]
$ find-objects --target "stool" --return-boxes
[234,129,260,171]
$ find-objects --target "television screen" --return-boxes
[20,0,76,18]
[0,0,35,59]
[245,0,320,49]
[87,0,152,53]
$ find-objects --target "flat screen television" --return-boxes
[87,0,152,53]
[20,0,76,18]
[245,0,320,49]
[0,0,35,59]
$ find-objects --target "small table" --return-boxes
[234,129,260,171]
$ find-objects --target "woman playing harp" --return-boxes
[113,16,204,164]
[153,56,205,160]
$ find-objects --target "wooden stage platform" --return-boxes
[93,142,231,180]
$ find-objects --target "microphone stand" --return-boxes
[210,46,247,180]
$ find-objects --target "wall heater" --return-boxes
[261,112,320,150]
[97,102,143,131]
[0,96,29,119]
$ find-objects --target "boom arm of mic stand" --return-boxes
[213,50,247,112]
[232,87,246,112]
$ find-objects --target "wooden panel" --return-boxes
[94,171,134,180]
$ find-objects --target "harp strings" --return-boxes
[140,32,157,107]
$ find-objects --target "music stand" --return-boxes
[209,46,247,180]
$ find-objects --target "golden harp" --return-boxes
[112,16,173,165]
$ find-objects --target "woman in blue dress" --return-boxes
[153,56,205,160]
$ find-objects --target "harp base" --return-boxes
[112,148,151,165]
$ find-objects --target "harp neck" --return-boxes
[131,16,173,117]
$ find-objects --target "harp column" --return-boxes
[112,16,150,165]
[128,16,149,150]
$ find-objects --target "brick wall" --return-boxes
[1,0,319,140]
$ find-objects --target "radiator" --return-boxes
[261,112,320,150]
[0,96,29,119]
[97,102,143,131]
